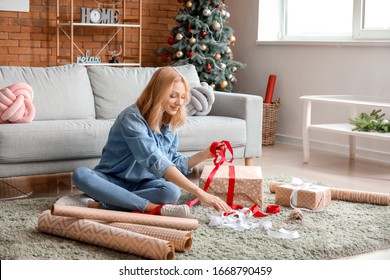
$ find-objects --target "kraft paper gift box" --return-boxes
[199,165,263,208]
[274,182,331,211]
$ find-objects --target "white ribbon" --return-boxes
[208,208,299,239]
[284,177,327,212]
[208,208,260,231]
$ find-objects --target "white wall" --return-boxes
[226,0,390,162]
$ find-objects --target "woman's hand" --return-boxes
[198,191,231,213]
[206,141,226,159]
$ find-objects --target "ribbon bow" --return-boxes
[192,140,280,218]
[284,177,328,212]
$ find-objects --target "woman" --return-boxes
[72,67,231,218]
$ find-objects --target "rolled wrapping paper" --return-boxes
[269,181,390,206]
[51,204,199,230]
[104,222,192,252]
[38,210,175,260]
[264,74,276,104]
[330,188,390,206]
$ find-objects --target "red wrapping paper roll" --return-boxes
[264,74,277,104]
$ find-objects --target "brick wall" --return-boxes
[0,0,179,67]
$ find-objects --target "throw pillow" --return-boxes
[187,82,215,116]
[0,82,35,123]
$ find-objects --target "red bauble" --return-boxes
[187,23,191,33]
[206,64,212,71]
[200,31,207,37]
[168,36,174,45]
[161,53,169,62]
[216,4,221,8]
[189,51,195,57]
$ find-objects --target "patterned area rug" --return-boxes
[0,176,389,260]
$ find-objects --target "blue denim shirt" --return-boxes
[94,104,192,182]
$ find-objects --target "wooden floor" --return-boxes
[1,142,389,259]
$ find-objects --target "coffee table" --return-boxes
[300,95,390,163]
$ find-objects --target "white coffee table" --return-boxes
[300,95,390,163]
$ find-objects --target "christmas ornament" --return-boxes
[200,44,207,51]
[186,1,192,8]
[161,53,169,62]
[203,8,211,16]
[189,37,196,44]
[219,80,228,89]
[175,33,183,40]
[229,35,236,44]
[221,10,227,17]
[225,12,230,18]
[214,53,221,60]
[220,63,226,70]
[289,209,304,220]
[227,74,232,79]
[206,64,212,71]
[168,36,174,45]
[175,50,183,58]
[232,66,237,72]
[212,21,221,31]
[225,47,231,54]
[200,30,207,37]
[189,50,195,57]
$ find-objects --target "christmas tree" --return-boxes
[157,0,246,92]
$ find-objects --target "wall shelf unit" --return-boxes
[56,0,142,67]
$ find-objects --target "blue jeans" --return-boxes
[72,167,181,212]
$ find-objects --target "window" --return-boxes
[258,0,390,42]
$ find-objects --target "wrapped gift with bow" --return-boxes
[274,178,331,211]
[200,165,263,209]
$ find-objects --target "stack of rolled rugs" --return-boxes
[37,204,199,260]
[268,182,390,206]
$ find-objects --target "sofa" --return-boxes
[0,63,263,179]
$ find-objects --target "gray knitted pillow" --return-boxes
[186,82,215,116]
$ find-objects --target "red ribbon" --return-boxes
[186,140,233,207]
[145,140,281,218]
[190,140,280,218]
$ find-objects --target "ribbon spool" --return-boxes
[0,82,35,123]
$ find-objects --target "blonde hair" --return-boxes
[136,66,190,133]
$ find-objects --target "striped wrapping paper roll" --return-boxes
[38,210,175,260]
[269,181,390,206]
[51,204,199,230]
[105,222,192,252]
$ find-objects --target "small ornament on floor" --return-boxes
[289,208,304,220]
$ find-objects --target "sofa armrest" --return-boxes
[209,91,263,159]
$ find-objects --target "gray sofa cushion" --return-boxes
[178,116,246,152]
[88,64,201,120]
[0,64,95,121]
[0,120,113,163]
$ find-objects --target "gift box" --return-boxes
[274,182,331,211]
[199,165,263,208]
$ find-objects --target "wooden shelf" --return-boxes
[56,0,142,66]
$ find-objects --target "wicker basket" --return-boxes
[262,98,280,145]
